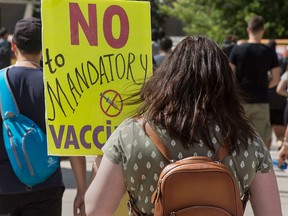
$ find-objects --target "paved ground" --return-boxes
[61,144,288,216]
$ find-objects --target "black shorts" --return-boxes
[285,103,288,126]
[270,109,285,125]
[0,186,64,216]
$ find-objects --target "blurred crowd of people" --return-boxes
[0,14,287,216]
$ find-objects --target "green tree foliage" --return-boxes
[133,0,166,31]
[160,0,288,43]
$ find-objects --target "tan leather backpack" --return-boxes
[128,120,249,216]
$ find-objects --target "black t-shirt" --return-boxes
[0,66,64,194]
[230,43,279,103]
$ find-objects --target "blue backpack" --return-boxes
[0,68,59,187]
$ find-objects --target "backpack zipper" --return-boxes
[4,123,22,169]
[22,129,35,176]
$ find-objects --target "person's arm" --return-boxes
[69,156,87,216]
[278,126,288,166]
[276,78,288,97]
[229,63,238,84]
[269,66,281,88]
[249,171,282,216]
[85,155,126,216]
[278,142,288,166]
[230,63,236,74]
[90,156,102,182]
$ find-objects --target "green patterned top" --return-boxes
[102,118,273,215]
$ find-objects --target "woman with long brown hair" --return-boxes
[85,36,282,216]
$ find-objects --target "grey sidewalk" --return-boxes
[61,146,288,216]
[61,156,93,216]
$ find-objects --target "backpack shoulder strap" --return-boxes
[214,144,228,162]
[137,117,172,162]
[0,67,19,120]
[137,117,228,162]
[145,122,173,162]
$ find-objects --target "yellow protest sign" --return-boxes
[42,0,152,156]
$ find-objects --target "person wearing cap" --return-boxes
[0,17,64,216]
[0,27,11,69]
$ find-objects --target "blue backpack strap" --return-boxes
[0,67,19,120]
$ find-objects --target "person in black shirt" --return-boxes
[230,15,281,149]
[0,17,64,216]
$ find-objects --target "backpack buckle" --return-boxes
[5,111,15,119]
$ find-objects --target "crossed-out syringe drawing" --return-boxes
[99,89,123,117]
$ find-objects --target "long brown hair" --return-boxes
[133,36,256,153]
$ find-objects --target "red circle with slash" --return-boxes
[100,90,123,117]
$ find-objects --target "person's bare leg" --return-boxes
[273,124,286,149]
